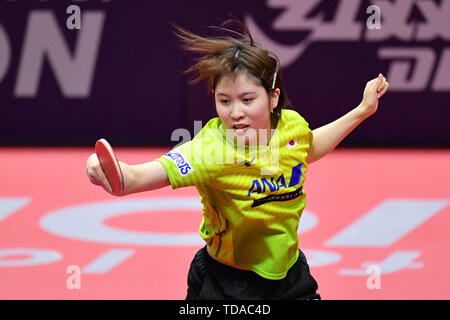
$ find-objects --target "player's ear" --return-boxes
[270,88,280,110]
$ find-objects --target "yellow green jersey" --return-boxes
[155,109,313,280]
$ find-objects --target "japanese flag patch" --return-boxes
[286,139,298,149]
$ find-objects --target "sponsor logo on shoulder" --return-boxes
[164,151,193,176]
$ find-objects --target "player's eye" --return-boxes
[220,99,230,105]
[243,98,254,103]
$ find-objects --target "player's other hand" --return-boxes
[359,73,389,117]
[86,153,113,193]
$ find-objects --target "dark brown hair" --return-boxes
[173,18,292,126]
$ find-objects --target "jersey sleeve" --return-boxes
[301,116,314,154]
[288,109,314,154]
[154,124,225,189]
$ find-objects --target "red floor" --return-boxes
[0,147,449,299]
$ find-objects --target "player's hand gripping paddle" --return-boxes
[95,139,124,195]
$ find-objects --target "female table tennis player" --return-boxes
[86,19,388,299]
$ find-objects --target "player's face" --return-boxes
[214,73,279,145]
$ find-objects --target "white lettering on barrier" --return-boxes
[365,0,415,41]
[14,10,105,97]
[245,0,450,92]
[0,25,11,84]
[2,1,448,95]
[432,48,450,91]
[378,48,436,91]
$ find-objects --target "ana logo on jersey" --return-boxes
[248,163,304,207]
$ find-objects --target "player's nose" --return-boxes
[230,103,245,120]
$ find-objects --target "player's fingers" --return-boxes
[365,80,377,95]
[86,152,99,166]
[377,76,387,92]
[87,166,104,186]
[86,153,112,192]
[86,153,103,185]
[368,74,382,90]
[377,81,389,98]
[93,166,113,193]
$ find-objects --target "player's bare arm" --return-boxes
[306,73,389,164]
[86,154,170,196]
[120,160,170,195]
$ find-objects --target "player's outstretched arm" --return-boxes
[120,160,170,195]
[86,154,170,196]
[305,73,389,164]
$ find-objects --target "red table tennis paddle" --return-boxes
[95,139,124,195]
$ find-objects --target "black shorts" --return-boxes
[185,246,320,300]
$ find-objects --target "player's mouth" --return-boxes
[232,124,249,135]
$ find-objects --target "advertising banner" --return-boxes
[1,0,449,146]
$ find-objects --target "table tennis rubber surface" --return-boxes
[0,147,449,299]
[95,139,124,195]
